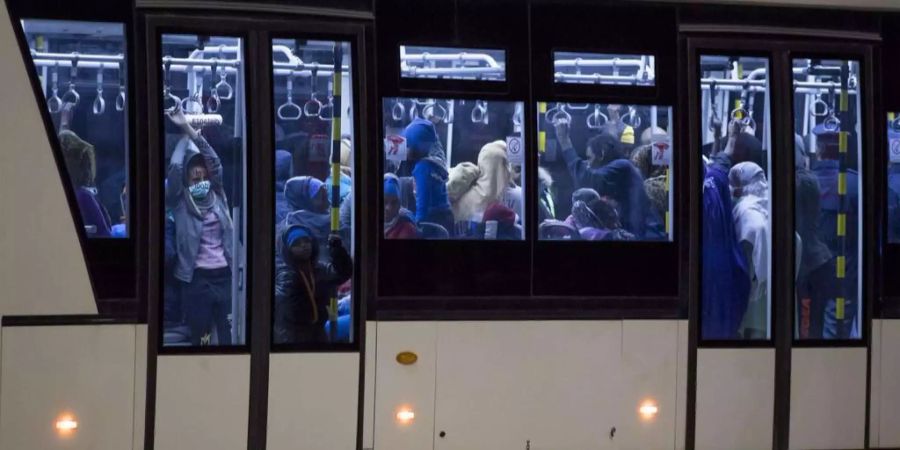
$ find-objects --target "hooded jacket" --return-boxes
[275,149,293,224]
[561,140,652,238]
[702,154,751,339]
[451,141,511,222]
[59,130,112,237]
[730,162,770,338]
[282,176,332,256]
[404,119,451,223]
[273,224,352,344]
[165,135,233,283]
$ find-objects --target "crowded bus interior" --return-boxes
[4,0,900,449]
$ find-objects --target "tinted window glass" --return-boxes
[537,102,673,241]
[161,34,247,348]
[888,113,900,243]
[382,98,525,240]
[400,46,506,82]
[22,19,129,238]
[699,55,772,341]
[794,58,862,340]
[272,39,355,345]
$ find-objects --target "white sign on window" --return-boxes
[384,134,409,162]
[651,133,672,166]
[309,134,330,162]
[890,135,900,163]
[506,135,524,166]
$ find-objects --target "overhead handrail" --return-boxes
[277,76,302,121]
[92,67,106,115]
[115,61,126,112]
[391,99,405,122]
[46,62,62,114]
[161,57,181,112]
[471,100,489,124]
[586,104,608,130]
[303,67,323,118]
[60,53,81,107]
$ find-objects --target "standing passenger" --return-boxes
[165,107,234,346]
[555,121,651,237]
[729,162,770,339]
[404,119,454,232]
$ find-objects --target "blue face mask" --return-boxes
[189,180,211,200]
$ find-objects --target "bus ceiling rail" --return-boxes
[400,48,503,68]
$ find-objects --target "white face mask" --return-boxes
[189,180,211,200]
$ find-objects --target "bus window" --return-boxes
[382,98,526,240]
[699,55,772,341]
[400,46,506,82]
[160,34,247,348]
[272,39,355,346]
[794,59,862,340]
[888,113,900,243]
[22,19,129,238]
[553,52,655,87]
[536,102,673,241]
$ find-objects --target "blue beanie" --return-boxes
[384,175,401,198]
[285,227,311,248]
[402,118,438,155]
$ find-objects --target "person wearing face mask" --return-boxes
[58,103,112,237]
[729,162,770,339]
[273,225,352,344]
[165,107,234,346]
[384,174,418,239]
[555,121,651,238]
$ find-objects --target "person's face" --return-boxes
[385,195,400,222]
[188,164,208,186]
[290,238,313,261]
[312,186,329,212]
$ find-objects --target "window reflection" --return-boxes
[22,19,129,238]
[400,46,506,81]
[700,55,772,341]
[161,35,247,348]
[382,98,526,240]
[272,39,354,345]
[553,52,655,86]
[794,59,862,340]
[537,103,673,241]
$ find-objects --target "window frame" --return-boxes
[687,37,875,349]
[693,48,777,348]
[6,0,142,317]
[788,49,873,347]
[266,29,367,353]
[149,24,254,354]
[143,13,371,355]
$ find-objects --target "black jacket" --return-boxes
[273,224,352,344]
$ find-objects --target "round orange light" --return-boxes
[55,414,78,436]
[396,408,415,425]
[639,400,659,420]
